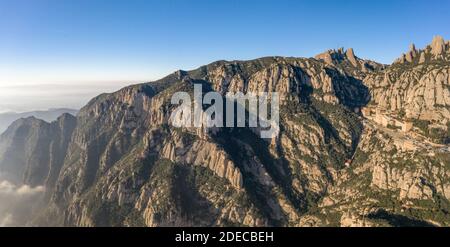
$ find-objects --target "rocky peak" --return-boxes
[431,35,446,56]
[174,70,188,80]
[394,35,449,64]
[365,36,450,123]
[345,48,358,67]
[315,47,349,65]
[405,43,418,62]
[315,47,384,75]
[56,113,76,125]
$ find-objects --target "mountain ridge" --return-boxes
[0,108,78,134]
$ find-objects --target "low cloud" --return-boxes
[0,180,45,227]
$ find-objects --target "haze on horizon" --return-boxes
[0,0,449,112]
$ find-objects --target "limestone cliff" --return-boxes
[365,36,450,123]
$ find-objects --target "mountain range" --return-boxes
[0,36,449,227]
[0,108,78,134]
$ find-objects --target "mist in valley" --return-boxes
[0,175,45,227]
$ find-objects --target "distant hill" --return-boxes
[0,108,78,134]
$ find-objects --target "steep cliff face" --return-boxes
[0,114,76,187]
[315,47,385,78]
[364,36,450,123]
[206,56,374,107]
[0,37,449,227]
[308,123,450,226]
[29,55,371,227]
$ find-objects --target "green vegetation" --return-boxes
[413,119,450,144]
[405,196,450,226]
[352,148,369,165]
[397,109,406,118]
[387,124,399,130]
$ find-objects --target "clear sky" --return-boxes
[0,0,449,112]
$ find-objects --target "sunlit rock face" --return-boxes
[365,36,450,123]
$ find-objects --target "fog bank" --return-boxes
[0,179,45,227]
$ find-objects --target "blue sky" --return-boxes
[0,0,449,111]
